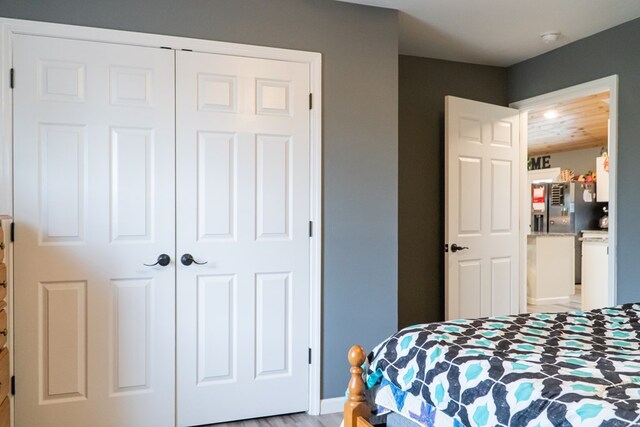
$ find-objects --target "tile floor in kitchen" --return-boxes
[527,285,582,314]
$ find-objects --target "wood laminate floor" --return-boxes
[209,288,583,427]
[210,412,343,427]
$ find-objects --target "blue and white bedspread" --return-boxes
[366,304,640,427]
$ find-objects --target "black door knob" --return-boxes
[144,253,171,267]
[181,253,208,266]
[450,244,469,253]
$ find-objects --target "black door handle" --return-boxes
[450,244,469,253]
[181,253,208,266]
[144,253,171,267]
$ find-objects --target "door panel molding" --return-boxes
[445,96,520,320]
[13,33,177,426]
[175,50,311,425]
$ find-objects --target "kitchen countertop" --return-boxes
[528,232,577,237]
[581,229,609,242]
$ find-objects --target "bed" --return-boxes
[344,303,640,427]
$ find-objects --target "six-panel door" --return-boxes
[175,51,311,426]
[13,35,176,426]
[445,96,520,320]
[12,35,312,426]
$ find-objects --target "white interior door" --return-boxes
[13,35,176,426]
[175,51,311,425]
[445,96,520,320]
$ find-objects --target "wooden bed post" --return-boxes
[344,345,372,427]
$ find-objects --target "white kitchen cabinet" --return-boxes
[527,234,575,305]
[581,230,609,310]
[596,156,609,202]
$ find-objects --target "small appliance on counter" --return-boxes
[599,206,609,229]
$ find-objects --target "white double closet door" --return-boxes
[13,34,310,426]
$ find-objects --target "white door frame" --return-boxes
[0,17,324,416]
[511,75,618,311]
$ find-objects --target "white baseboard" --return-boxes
[320,397,344,415]
[527,296,570,305]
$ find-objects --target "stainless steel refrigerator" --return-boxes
[531,181,605,283]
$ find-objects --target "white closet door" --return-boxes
[13,35,176,426]
[175,51,311,425]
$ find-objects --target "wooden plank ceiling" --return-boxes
[527,91,609,156]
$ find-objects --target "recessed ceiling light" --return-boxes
[544,109,558,119]
[540,31,561,43]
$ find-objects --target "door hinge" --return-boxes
[10,222,14,242]
[309,221,313,238]
[11,376,14,395]
[309,93,312,110]
[10,68,14,89]
[308,348,312,364]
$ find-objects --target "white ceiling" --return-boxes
[337,0,640,66]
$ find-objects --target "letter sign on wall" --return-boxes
[528,155,551,171]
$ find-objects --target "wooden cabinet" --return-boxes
[0,349,8,401]
[0,311,6,351]
[0,266,6,303]
[0,218,10,427]
[0,395,8,427]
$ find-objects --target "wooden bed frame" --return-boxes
[344,345,373,427]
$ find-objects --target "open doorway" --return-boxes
[512,76,618,314]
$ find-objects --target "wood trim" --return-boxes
[0,25,12,214]
[517,110,529,314]
[307,47,323,416]
[344,345,372,427]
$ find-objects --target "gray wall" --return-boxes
[529,146,606,176]
[508,17,640,305]
[0,0,399,399]
[398,55,507,328]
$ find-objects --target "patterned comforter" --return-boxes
[366,304,640,427]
